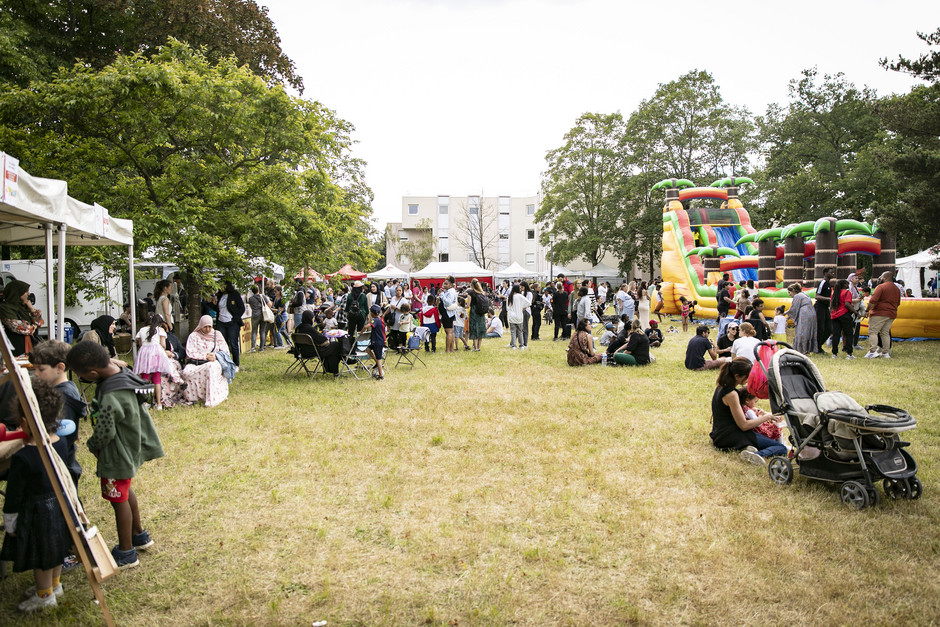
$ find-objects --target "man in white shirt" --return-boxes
[485,313,504,337]
[615,284,631,317]
[440,276,459,352]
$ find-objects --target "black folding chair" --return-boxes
[286,333,321,378]
[338,330,374,380]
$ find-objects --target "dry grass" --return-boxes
[2,321,939,626]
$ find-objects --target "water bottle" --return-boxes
[602,353,607,367]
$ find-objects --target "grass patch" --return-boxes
[1,324,938,625]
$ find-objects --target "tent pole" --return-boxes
[57,224,66,342]
[129,244,137,360]
[44,223,56,341]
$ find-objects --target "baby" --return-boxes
[737,390,783,442]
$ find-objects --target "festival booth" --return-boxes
[325,264,367,281]
[546,264,578,281]
[368,264,409,281]
[409,261,493,289]
[495,262,538,281]
[0,152,137,351]
[294,267,323,282]
[583,262,623,285]
[895,246,939,298]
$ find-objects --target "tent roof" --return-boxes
[583,262,622,278]
[495,261,538,279]
[548,264,579,278]
[325,263,367,280]
[895,245,939,268]
[410,261,493,279]
[0,154,133,246]
[368,264,409,280]
[293,268,323,281]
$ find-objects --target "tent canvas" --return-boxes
[409,261,493,287]
[546,264,578,279]
[495,261,538,279]
[895,245,939,298]
[293,268,323,282]
[368,264,409,280]
[583,262,623,279]
[325,264,367,281]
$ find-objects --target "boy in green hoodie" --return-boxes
[65,342,164,569]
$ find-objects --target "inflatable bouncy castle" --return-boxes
[656,178,940,338]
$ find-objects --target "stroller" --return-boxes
[757,342,921,509]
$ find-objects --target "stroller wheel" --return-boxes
[907,477,923,500]
[840,481,870,510]
[867,486,881,508]
[884,478,907,500]
[767,456,793,485]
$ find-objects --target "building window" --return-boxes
[526,229,535,240]
[526,204,535,216]
[499,233,509,240]
[525,253,535,266]
[399,233,409,241]
[469,196,480,216]
[439,205,448,215]
[498,196,510,215]
[439,253,449,262]
[408,204,418,215]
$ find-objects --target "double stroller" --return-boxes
[755,343,922,509]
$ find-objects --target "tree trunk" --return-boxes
[184,269,202,333]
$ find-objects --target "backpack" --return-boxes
[473,293,491,316]
[291,289,305,309]
[407,333,421,349]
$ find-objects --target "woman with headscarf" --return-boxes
[785,283,817,355]
[294,309,343,375]
[80,315,117,358]
[182,316,230,408]
[0,280,43,356]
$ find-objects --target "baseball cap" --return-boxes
[370,305,381,315]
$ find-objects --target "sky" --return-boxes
[261,0,933,232]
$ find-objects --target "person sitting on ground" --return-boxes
[711,358,787,465]
[294,310,343,375]
[685,325,726,370]
[737,389,784,444]
[715,322,739,356]
[81,315,118,358]
[566,319,603,366]
[731,322,762,364]
[645,320,663,347]
[599,323,616,346]
[610,320,651,366]
[484,312,503,338]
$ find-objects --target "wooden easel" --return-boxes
[0,327,116,626]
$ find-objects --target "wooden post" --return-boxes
[814,218,838,283]
[872,230,897,279]
[837,253,857,280]
[757,239,778,289]
[0,328,116,626]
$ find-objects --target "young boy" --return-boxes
[29,340,86,489]
[65,342,164,569]
[366,305,386,380]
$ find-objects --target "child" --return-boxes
[398,302,414,337]
[420,296,441,352]
[679,297,690,332]
[454,296,471,350]
[133,314,175,410]
[29,340,85,489]
[65,341,164,569]
[366,305,386,380]
[688,300,698,324]
[599,323,616,346]
[737,389,783,443]
[773,305,788,341]
[0,379,71,612]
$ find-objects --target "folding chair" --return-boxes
[395,327,429,369]
[285,333,321,378]
[338,330,374,380]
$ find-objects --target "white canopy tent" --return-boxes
[410,261,494,285]
[368,264,409,280]
[895,246,939,298]
[1,152,136,348]
[583,262,623,280]
[495,262,538,280]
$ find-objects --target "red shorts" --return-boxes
[140,372,162,385]
[101,477,132,503]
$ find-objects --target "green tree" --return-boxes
[537,112,630,267]
[397,219,435,272]
[756,68,896,227]
[0,0,301,90]
[0,41,371,319]
[874,28,940,253]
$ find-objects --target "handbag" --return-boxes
[261,296,275,323]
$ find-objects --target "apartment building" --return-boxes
[387,194,551,274]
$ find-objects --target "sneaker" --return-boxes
[62,554,80,571]
[18,593,57,613]
[112,545,140,569]
[133,529,155,550]
[830,353,837,359]
[24,583,64,599]
[740,449,766,466]
[742,446,757,454]
[845,354,856,360]
[864,351,878,359]
[881,352,891,359]
[464,346,471,351]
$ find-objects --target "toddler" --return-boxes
[737,390,783,442]
[773,305,788,341]
[679,296,690,332]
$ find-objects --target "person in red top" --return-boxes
[829,279,856,358]
[864,271,902,359]
[420,296,442,352]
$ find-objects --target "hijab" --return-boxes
[90,315,117,357]
[0,280,32,321]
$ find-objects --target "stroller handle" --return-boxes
[753,340,792,379]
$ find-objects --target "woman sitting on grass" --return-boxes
[610,320,651,366]
[566,319,603,366]
[710,358,787,465]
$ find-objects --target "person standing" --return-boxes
[530,283,543,341]
[346,281,368,338]
[814,267,834,353]
[247,285,268,352]
[467,279,488,352]
[439,276,459,352]
[864,271,902,359]
[153,279,173,333]
[637,281,651,329]
[216,281,245,367]
[829,279,856,359]
[785,284,817,355]
[505,284,527,349]
[552,282,569,341]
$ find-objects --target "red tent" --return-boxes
[325,264,367,281]
[293,268,323,282]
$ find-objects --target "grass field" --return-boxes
[2,322,939,626]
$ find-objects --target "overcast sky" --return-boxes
[261,0,932,231]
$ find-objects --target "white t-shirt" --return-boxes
[773,315,787,334]
[487,317,503,336]
[136,326,166,347]
[731,336,761,363]
[597,285,608,304]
